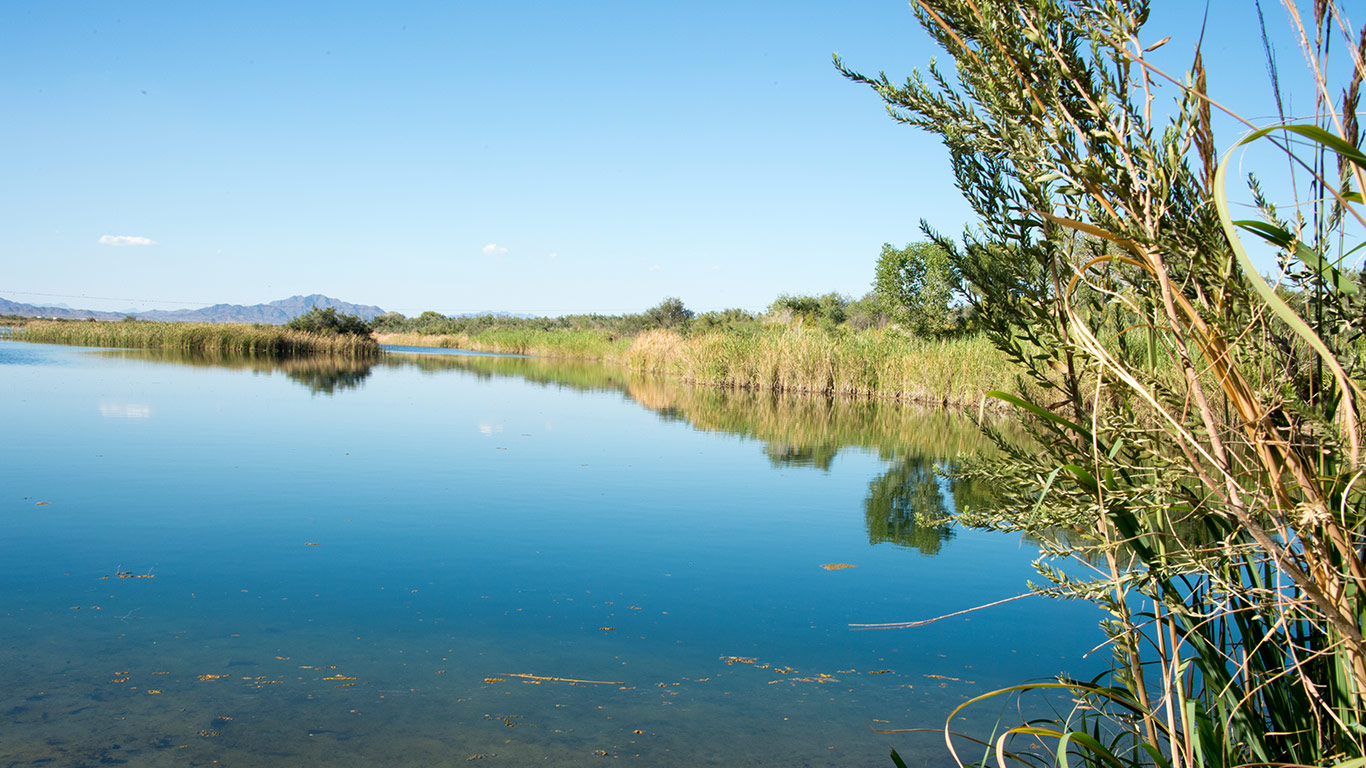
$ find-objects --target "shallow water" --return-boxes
[0,342,1102,767]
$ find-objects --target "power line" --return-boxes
[0,289,213,307]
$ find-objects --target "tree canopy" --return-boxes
[285,307,373,336]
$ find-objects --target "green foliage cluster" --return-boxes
[872,242,959,335]
[373,254,970,344]
[769,292,849,329]
[840,0,1366,765]
[284,306,373,336]
[374,297,708,340]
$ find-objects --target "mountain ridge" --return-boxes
[0,294,386,324]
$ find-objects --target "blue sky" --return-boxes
[0,1,1343,316]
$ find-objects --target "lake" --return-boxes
[0,341,1102,767]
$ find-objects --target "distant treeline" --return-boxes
[374,242,968,340]
[367,244,1010,405]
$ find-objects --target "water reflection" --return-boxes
[89,346,1015,557]
[380,350,1014,558]
[98,348,376,395]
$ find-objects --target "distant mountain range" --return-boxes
[0,294,387,324]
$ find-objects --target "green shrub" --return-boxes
[285,307,372,336]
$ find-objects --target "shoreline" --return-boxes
[378,327,1016,409]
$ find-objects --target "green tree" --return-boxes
[643,297,694,330]
[872,241,956,335]
[370,311,407,332]
[768,292,849,328]
[285,307,372,336]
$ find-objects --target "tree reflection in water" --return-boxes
[99,346,1019,556]
[96,348,376,396]
[382,350,1022,558]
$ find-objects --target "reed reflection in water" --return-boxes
[101,345,1011,558]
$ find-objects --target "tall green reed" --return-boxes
[840,1,1366,765]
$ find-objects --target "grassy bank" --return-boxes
[377,328,630,359]
[627,326,1012,405]
[380,325,1014,406]
[14,320,380,357]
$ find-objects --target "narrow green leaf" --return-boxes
[1244,123,1366,171]
[1061,464,1098,493]
[986,390,1094,442]
[1234,219,1359,295]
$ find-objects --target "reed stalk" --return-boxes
[840,1,1366,765]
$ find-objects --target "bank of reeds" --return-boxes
[626,326,1017,406]
[15,320,380,357]
[377,328,629,360]
[382,324,1021,406]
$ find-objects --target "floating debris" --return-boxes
[819,563,857,571]
[304,542,321,546]
[197,674,227,681]
[924,674,962,682]
[599,627,616,631]
[484,677,505,684]
[504,673,624,685]
[146,690,163,695]
[868,669,892,675]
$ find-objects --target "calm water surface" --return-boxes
[0,341,1101,767]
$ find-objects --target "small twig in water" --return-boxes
[849,592,1040,630]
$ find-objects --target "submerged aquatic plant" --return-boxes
[840,0,1366,765]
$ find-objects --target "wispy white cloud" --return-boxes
[482,243,508,256]
[98,234,159,247]
[548,252,559,260]
[649,264,662,271]
[99,403,152,418]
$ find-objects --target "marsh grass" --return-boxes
[377,328,628,360]
[15,320,380,357]
[627,326,1018,406]
[383,325,1019,406]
